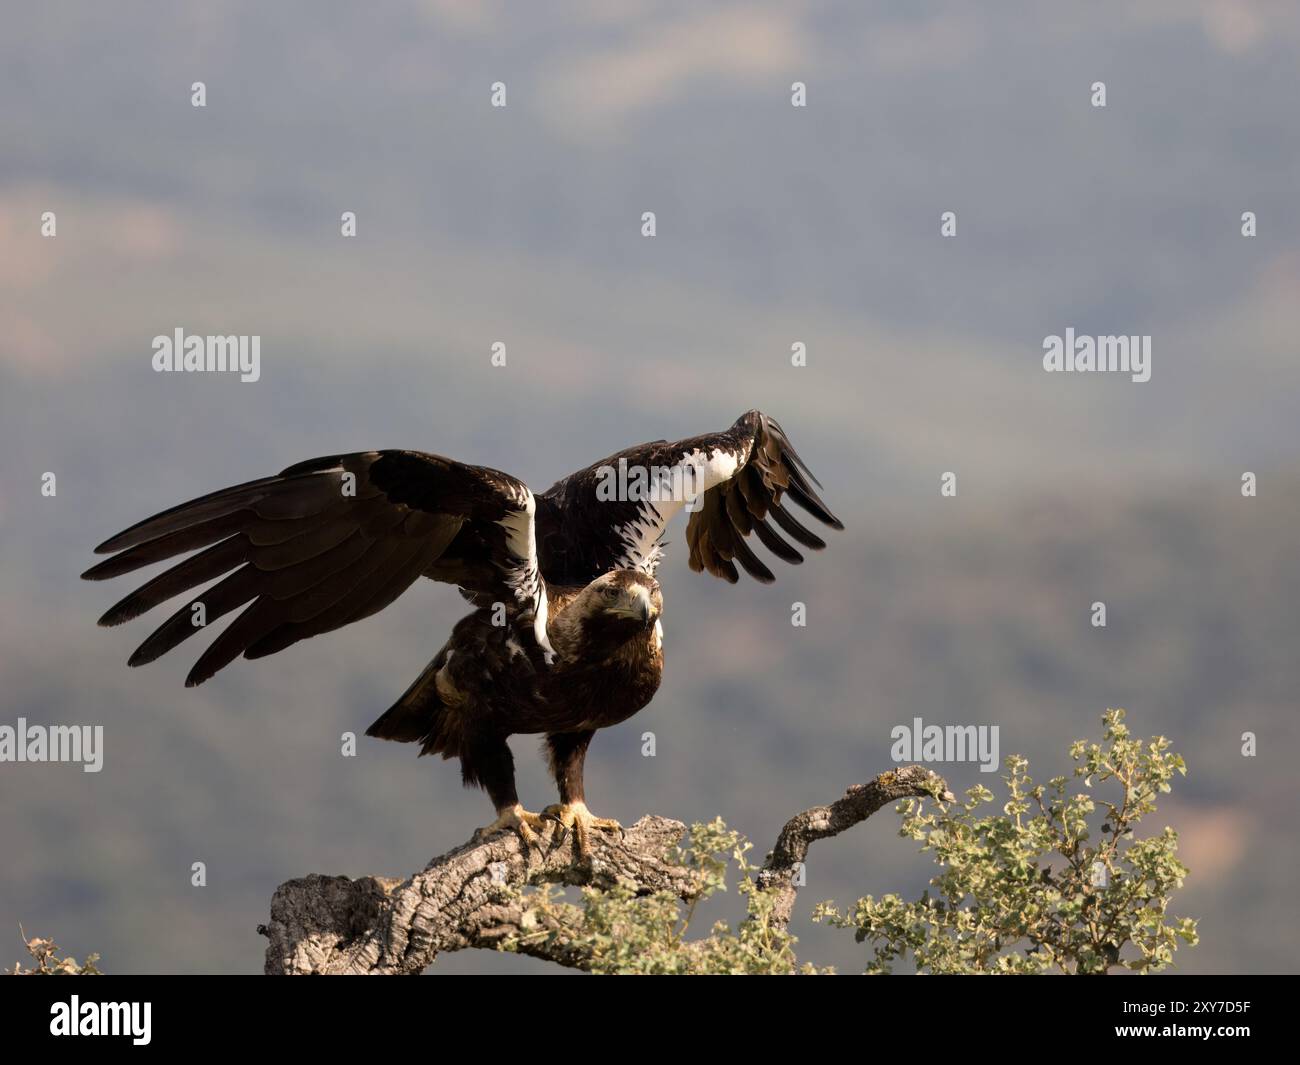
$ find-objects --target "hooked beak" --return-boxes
[609,587,657,628]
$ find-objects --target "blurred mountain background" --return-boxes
[2,1,1297,973]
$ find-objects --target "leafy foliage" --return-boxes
[814,709,1198,972]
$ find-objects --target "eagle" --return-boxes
[83,410,842,856]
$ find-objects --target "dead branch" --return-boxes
[755,764,955,929]
[260,765,950,974]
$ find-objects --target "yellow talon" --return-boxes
[477,803,548,848]
[540,801,624,859]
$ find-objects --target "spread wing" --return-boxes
[538,410,843,585]
[82,451,549,686]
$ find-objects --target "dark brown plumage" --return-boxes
[83,410,841,854]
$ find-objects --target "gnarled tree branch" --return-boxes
[260,765,950,974]
[756,764,955,929]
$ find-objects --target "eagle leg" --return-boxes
[464,733,545,848]
[542,731,624,858]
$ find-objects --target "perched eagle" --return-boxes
[83,411,841,856]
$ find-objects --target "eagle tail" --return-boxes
[365,656,448,749]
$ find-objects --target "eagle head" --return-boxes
[584,569,662,631]
[548,570,663,662]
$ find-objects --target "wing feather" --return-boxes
[86,451,546,684]
[540,410,840,586]
[768,499,827,550]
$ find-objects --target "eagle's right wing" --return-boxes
[82,451,549,687]
[538,410,842,585]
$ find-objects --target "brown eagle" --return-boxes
[83,411,841,856]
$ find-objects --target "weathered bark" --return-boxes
[261,765,950,974]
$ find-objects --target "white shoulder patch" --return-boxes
[494,487,556,664]
[497,489,537,564]
[614,446,744,573]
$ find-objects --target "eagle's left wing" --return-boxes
[538,410,842,584]
[83,451,551,686]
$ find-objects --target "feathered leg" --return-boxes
[464,733,546,847]
[541,730,623,858]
